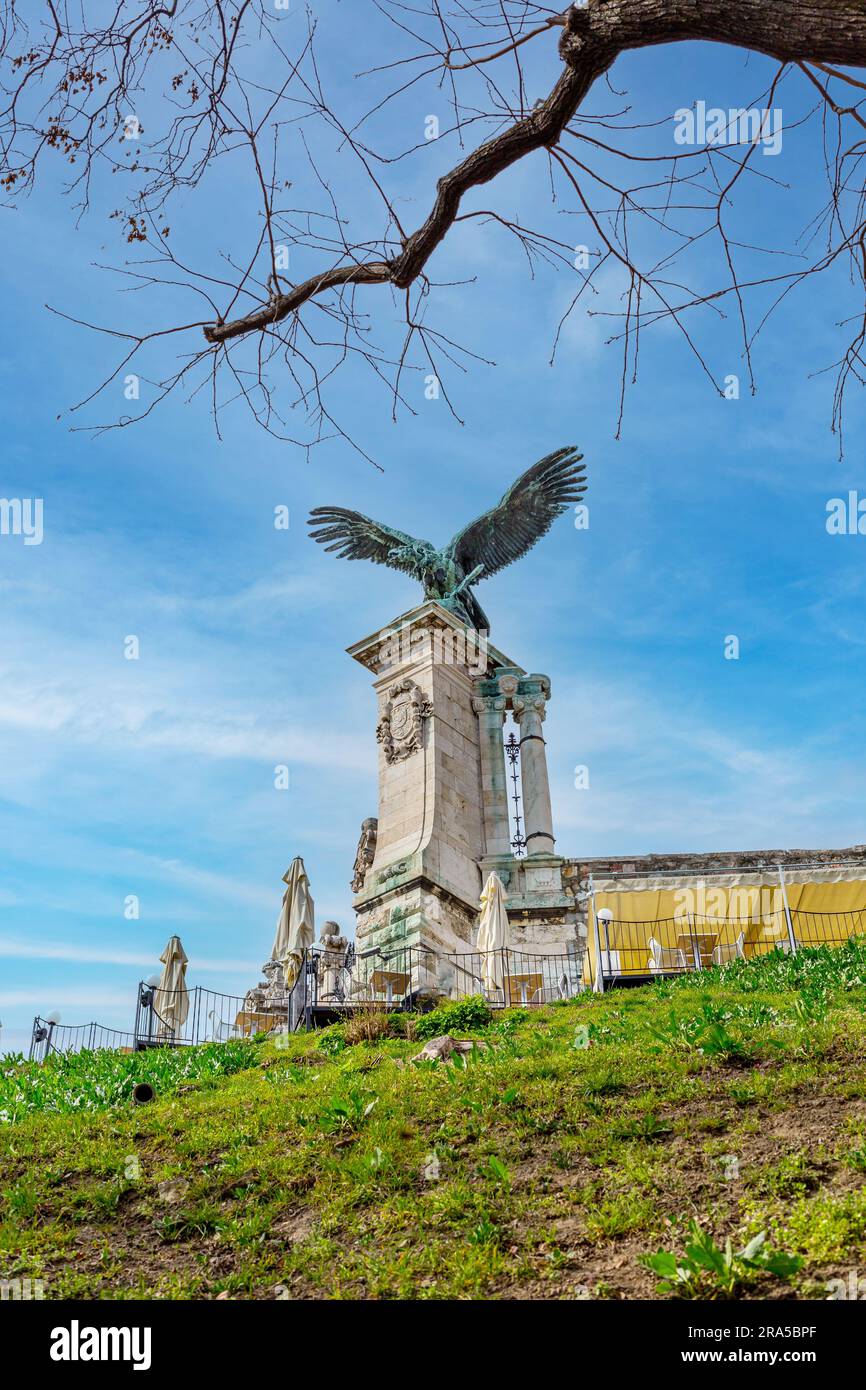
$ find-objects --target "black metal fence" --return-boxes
[794,906,866,949]
[27,976,306,1061]
[131,977,304,1049]
[28,904,866,1054]
[588,907,866,990]
[28,1017,136,1062]
[299,940,583,1016]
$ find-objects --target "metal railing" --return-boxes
[31,902,866,1052]
[298,940,584,1017]
[793,906,866,949]
[131,977,305,1048]
[588,907,866,990]
[28,1017,136,1062]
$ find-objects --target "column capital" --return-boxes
[513,693,547,726]
[518,673,551,701]
[473,666,523,703]
[471,693,507,716]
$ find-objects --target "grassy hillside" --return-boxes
[3,943,866,1300]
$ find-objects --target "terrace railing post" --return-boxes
[686,913,699,973]
[778,865,798,955]
[590,875,605,994]
[304,951,314,1032]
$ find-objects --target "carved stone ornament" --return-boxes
[351,816,378,893]
[376,678,433,763]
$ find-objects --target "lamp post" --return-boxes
[138,975,161,1048]
[597,908,614,991]
[33,1010,61,1062]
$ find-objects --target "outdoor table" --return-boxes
[370,969,410,1003]
[233,1010,279,1036]
[504,972,544,1005]
[676,933,719,971]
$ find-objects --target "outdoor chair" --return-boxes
[348,977,375,1002]
[209,1011,239,1041]
[765,936,795,954]
[711,933,746,966]
[464,971,489,997]
[599,949,622,981]
[647,938,688,973]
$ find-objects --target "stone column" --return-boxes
[472,692,511,858]
[514,678,555,858]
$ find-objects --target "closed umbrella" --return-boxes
[154,936,189,1041]
[477,872,509,997]
[272,858,315,990]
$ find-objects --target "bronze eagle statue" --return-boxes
[308,446,586,631]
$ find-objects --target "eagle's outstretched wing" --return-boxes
[307,506,433,578]
[447,447,586,582]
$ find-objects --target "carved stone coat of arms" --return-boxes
[376,678,433,763]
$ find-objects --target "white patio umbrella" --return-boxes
[477,872,509,997]
[271,858,315,990]
[154,936,189,1040]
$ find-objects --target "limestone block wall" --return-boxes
[352,613,488,911]
[423,658,486,905]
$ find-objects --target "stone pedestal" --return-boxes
[349,603,512,960]
[349,602,583,986]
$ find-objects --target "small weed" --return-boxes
[844,1144,866,1174]
[615,1112,673,1142]
[317,1087,379,1133]
[641,1222,801,1298]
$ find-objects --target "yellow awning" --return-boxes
[584,877,866,986]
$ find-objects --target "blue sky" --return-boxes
[1,7,864,1054]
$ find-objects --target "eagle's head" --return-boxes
[387,544,417,570]
[387,543,441,580]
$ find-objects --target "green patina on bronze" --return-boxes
[307,446,587,630]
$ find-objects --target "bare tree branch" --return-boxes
[4,1,866,454]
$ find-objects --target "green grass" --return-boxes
[0,1038,263,1123]
[2,940,866,1300]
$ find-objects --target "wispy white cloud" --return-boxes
[0,986,132,1010]
[0,936,257,974]
[0,670,371,772]
[548,672,862,853]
